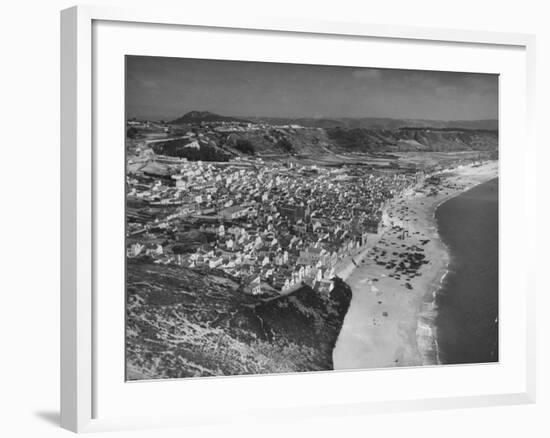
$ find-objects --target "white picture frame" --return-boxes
[60,4,537,433]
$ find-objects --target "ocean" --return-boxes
[434,177,499,364]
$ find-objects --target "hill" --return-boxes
[218,126,498,156]
[170,110,249,125]
[146,111,498,161]
[325,127,498,152]
[148,125,498,162]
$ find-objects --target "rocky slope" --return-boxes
[126,260,352,380]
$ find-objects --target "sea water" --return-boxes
[434,178,499,364]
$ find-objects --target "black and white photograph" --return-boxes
[2,0,547,435]
[125,55,499,381]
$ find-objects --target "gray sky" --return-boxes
[126,55,498,122]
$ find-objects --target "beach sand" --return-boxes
[332,161,499,370]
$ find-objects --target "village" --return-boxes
[120,57,501,382]
[126,126,427,297]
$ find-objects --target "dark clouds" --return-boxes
[126,56,498,121]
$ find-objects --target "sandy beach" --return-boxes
[332,161,499,370]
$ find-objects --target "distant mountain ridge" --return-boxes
[249,116,498,131]
[168,111,497,131]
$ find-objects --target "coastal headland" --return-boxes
[333,161,499,370]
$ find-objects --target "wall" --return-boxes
[0,0,547,437]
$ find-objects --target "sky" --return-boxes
[126,55,498,122]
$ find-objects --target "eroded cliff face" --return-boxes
[126,260,352,380]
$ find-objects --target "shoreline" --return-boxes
[332,161,499,370]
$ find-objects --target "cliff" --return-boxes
[126,260,352,379]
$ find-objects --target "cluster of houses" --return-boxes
[126,147,422,296]
[212,121,304,133]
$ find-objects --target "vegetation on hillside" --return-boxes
[234,138,256,155]
[126,127,139,139]
[152,138,231,162]
[276,137,295,153]
[126,260,352,379]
